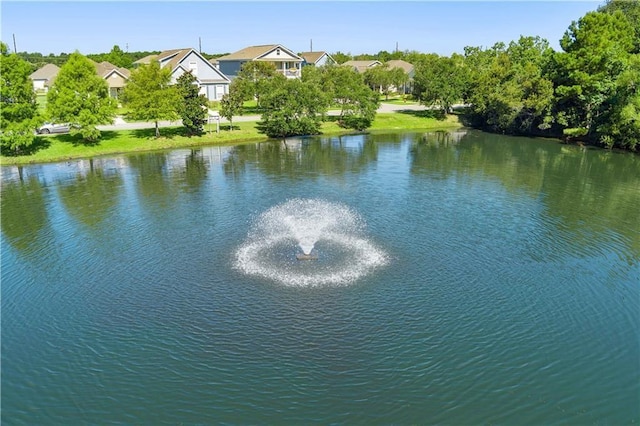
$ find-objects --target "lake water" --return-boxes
[2,130,639,424]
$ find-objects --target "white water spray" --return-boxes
[234,199,388,286]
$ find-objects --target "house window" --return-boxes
[276,48,281,55]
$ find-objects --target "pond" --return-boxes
[2,130,638,424]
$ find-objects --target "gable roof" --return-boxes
[30,63,60,80]
[342,60,382,73]
[157,48,231,83]
[216,44,302,62]
[91,60,131,80]
[299,51,333,65]
[386,60,414,74]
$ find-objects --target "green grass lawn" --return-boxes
[1,112,462,165]
[36,93,47,113]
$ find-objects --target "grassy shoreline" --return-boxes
[0,112,462,166]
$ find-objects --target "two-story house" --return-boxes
[215,44,303,79]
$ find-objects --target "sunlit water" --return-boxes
[2,130,638,424]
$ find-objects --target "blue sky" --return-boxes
[2,1,602,56]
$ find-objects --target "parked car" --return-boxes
[37,122,71,134]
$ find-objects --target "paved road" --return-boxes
[97,102,430,132]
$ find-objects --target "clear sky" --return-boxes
[1,1,602,56]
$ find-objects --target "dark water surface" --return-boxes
[2,130,639,424]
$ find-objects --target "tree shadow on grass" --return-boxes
[131,127,186,139]
[0,136,51,157]
[396,109,447,120]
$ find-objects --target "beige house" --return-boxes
[386,60,415,94]
[91,60,131,99]
[342,60,382,73]
[29,63,60,92]
[215,44,303,79]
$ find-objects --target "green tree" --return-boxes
[413,54,466,113]
[233,61,283,108]
[220,85,244,130]
[552,11,635,145]
[324,65,379,130]
[258,79,328,140]
[463,37,554,134]
[106,45,133,69]
[598,0,640,53]
[331,51,352,65]
[46,52,116,141]
[176,71,208,136]
[0,52,40,154]
[363,65,389,97]
[122,61,179,137]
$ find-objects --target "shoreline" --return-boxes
[0,110,463,166]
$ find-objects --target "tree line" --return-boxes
[411,0,639,150]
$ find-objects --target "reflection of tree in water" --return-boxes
[128,153,178,209]
[57,159,123,229]
[173,149,208,193]
[222,135,380,180]
[1,173,50,256]
[410,130,640,259]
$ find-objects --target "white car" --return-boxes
[37,122,71,134]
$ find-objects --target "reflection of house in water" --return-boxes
[421,129,468,146]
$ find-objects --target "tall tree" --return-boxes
[413,54,466,114]
[46,51,116,142]
[176,71,208,136]
[0,51,40,154]
[122,61,179,137]
[552,11,635,144]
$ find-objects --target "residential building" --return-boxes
[215,44,303,79]
[342,60,382,73]
[29,63,60,92]
[299,51,336,67]
[92,60,131,99]
[386,59,415,94]
[155,48,230,101]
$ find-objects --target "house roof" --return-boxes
[156,48,231,83]
[158,48,193,71]
[30,63,60,80]
[92,60,131,80]
[299,51,333,65]
[342,60,382,73]
[133,54,158,65]
[386,60,414,74]
[216,44,302,62]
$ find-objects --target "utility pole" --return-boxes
[199,37,202,54]
[395,41,398,53]
[310,39,313,52]
[13,33,17,53]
